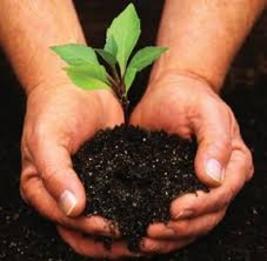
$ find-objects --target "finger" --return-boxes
[171,146,252,219]
[148,209,226,239]
[141,237,196,254]
[29,134,86,217]
[20,165,119,237]
[57,226,139,259]
[232,137,254,182]
[193,101,233,187]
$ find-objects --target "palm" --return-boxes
[23,85,124,152]
[131,75,209,137]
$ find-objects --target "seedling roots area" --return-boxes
[73,125,207,251]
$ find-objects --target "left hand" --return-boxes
[130,71,254,254]
[20,83,137,259]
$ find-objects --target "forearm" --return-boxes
[151,0,266,92]
[0,0,85,94]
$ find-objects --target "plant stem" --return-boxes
[108,72,129,123]
[107,74,118,87]
[122,95,129,124]
[111,66,121,84]
[118,81,129,124]
[107,74,123,104]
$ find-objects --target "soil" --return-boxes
[0,1,267,260]
[73,125,207,252]
[1,75,267,261]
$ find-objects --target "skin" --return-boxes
[130,0,265,253]
[0,1,132,258]
[0,0,265,258]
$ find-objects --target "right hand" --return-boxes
[130,72,253,253]
[20,83,138,258]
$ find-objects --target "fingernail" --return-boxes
[175,209,194,220]
[59,190,77,216]
[205,158,223,183]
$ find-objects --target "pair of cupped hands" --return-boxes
[20,71,253,259]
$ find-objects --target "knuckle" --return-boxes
[58,216,74,229]
[21,134,34,162]
[32,119,48,140]
[226,186,236,204]
[42,165,59,184]
[42,168,53,182]
[28,119,52,150]
[217,191,232,210]
[173,220,190,236]
[68,243,88,257]
[23,122,50,156]
[160,243,177,254]
[202,217,219,236]
[227,183,239,203]
[215,138,231,153]
[143,242,156,253]
[142,239,161,253]
[236,139,254,182]
[204,137,231,159]
[245,149,254,181]
[247,165,254,181]
[20,169,31,198]
[82,219,106,236]
[19,183,28,203]
[19,176,38,208]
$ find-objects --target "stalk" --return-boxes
[117,80,129,124]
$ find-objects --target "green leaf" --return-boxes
[95,48,117,67]
[51,44,100,66]
[125,46,168,91]
[66,64,108,82]
[104,35,118,58]
[65,64,110,90]
[104,3,141,75]
[128,46,168,71]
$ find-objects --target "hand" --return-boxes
[20,83,138,258]
[130,72,254,254]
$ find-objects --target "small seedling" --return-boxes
[51,3,167,120]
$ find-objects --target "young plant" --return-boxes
[51,3,167,120]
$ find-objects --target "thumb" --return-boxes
[34,139,86,217]
[193,106,232,187]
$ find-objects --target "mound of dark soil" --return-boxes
[73,125,208,251]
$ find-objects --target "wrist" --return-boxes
[16,46,72,96]
[148,46,227,93]
[148,67,221,95]
[24,74,70,97]
[150,0,266,94]
[0,0,86,96]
